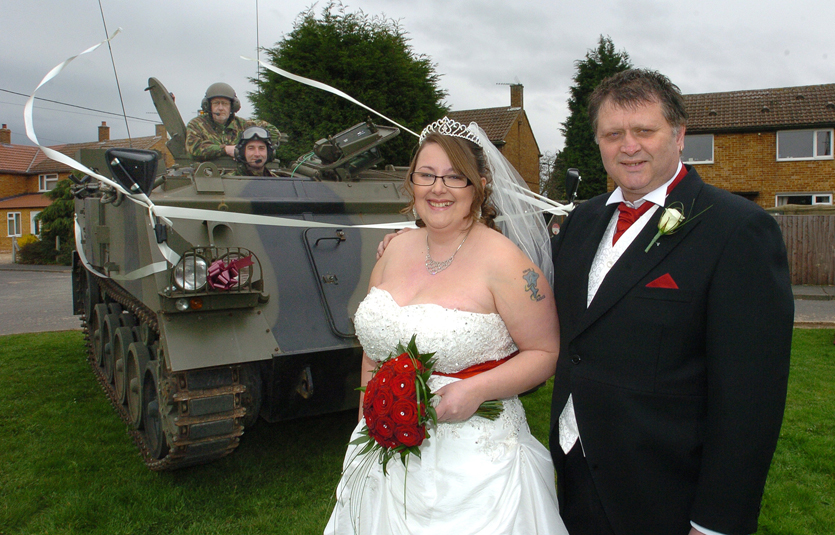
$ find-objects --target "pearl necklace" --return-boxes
[425,229,470,275]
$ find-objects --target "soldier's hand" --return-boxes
[376,228,412,260]
[224,145,235,157]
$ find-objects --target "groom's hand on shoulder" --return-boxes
[376,228,412,260]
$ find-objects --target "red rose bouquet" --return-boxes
[351,334,504,475]
[351,335,436,475]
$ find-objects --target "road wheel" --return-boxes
[127,342,150,429]
[120,313,136,328]
[113,326,134,405]
[91,304,109,367]
[102,313,122,384]
[143,364,170,459]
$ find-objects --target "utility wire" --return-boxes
[0,89,157,123]
[98,0,131,146]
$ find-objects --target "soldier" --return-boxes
[185,82,280,161]
[233,126,279,177]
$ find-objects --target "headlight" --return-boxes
[174,254,208,291]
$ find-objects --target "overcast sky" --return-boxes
[2,0,833,160]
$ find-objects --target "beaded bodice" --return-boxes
[354,287,518,374]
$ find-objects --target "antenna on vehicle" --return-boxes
[97,0,131,146]
[256,0,261,82]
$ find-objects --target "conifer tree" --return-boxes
[250,1,447,166]
[545,36,631,200]
[31,177,74,264]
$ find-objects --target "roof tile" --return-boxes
[685,84,835,132]
[0,135,162,175]
[446,107,523,142]
[0,144,40,173]
[0,192,53,209]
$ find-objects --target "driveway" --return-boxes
[0,265,80,336]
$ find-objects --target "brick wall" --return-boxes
[0,173,70,200]
[500,112,541,193]
[0,208,39,253]
[604,131,835,209]
[691,131,835,209]
[0,174,31,198]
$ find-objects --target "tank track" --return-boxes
[81,273,247,471]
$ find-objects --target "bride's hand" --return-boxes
[433,381,483,423]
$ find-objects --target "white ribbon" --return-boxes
[110,261,169,281]
[497,180,573,218]
[25,29,183,278]
[24,29,139,201]
[242,56,420,138]
[74,214,109,279]
[240,58,572,219]
[152,205,415,230]
[74,213,173,280]
[36,36,566,283]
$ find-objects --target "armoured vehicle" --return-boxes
[71,78,411,470]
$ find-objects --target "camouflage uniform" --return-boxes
[233,163,279,177]
[186,114,280,161]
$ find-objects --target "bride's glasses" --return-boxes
[410,172,471,188]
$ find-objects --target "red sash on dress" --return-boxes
[433,351,519,380]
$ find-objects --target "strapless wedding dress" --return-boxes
[324,287,567,535]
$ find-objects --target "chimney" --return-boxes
[0,124,10,144]
[155,123,167,138]
[510,84,523,109]
[98,121,110,142]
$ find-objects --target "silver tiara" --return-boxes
[419,117,484,148]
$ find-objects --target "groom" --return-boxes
[549,69,794,535]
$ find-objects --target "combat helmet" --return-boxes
[201,82,241,113]
[234,126,276,164]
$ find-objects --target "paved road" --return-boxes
[794,299,835,327]
[0,268,81,335]
[0,262,833,335]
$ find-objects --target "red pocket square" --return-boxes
[646,273,679,289]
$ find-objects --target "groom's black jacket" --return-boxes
[549,167,793,535]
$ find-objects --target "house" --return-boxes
[0,122,172,253]
[447,84,542,193]
[681,84,835,209]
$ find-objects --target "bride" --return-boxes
[325,118,568,535]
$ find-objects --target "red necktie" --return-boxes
[612,166,688,245]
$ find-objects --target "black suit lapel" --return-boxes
[572,169,706,337]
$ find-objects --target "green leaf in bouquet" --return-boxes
[349,434,373,446]
[474,399,504,421]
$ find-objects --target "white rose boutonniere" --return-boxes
[645,201,711,252]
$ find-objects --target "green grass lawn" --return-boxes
[1,329,832,534]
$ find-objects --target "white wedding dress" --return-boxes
[324,287,567,535]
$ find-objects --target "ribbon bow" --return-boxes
[207,255,254,290]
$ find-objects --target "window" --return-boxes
[30,211,41,236]
[777,129,833,160]
[38,174,58,191]
[775,193,833,206]
[682,134,714,164]
[7,212,21,237]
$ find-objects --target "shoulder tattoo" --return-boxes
[522,268,545,302]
